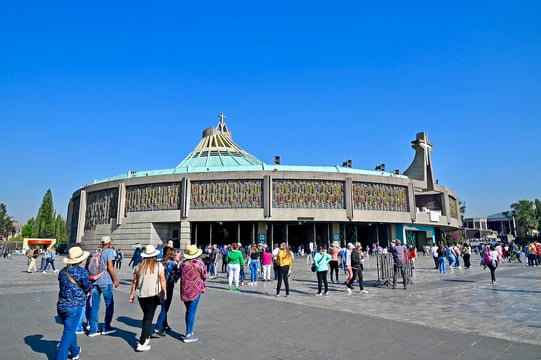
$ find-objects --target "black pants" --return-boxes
[328,260,339,281]
[433,256,439,269]
[393,261,407,289]
[487,261,498,282]
[276,265,290,295]
[137,296,161,345]
[346,267,365,290]
[463,253,471,268]
[316,270,328,294]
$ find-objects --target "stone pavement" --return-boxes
[1,253,541,359]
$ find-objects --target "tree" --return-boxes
[32,189,56,238]
[509,199,536,238]
[0,203,13,240]
[55,214,68,243]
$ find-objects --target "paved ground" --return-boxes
[1,253,541,359]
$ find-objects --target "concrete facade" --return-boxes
[67,117,461,253]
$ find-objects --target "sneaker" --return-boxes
[136,343,151,352]
[228,286,232,291]
[75,330,85,335]
[315,293,322,296]
[54,269,59,273]
[235,287,241,291]
[276,294,280,297]
[346,287,352,294]
[284,294,289,298]
[72,346,81,360]
[182,334,199,343]
[248,282,253,286]
[88,331,101,337]
[85,325,91,331]
[102,328,117,335]
[254,281,257,285]
[42,271,46,274]
[361,289,368,294]
[324,292,329,296]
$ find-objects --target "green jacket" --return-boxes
[226,250,245,266]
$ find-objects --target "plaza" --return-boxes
[1,253,540,359]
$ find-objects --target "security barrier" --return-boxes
[375,253,413,287]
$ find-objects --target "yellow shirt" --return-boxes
[277,249,293,268]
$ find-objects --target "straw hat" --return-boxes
[141,244,160,258]
[63,247,90,264]
[183,245,203,260]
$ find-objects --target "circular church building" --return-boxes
[67,114,462,253]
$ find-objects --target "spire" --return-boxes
[176,114,263,168]
[403,132,436,189]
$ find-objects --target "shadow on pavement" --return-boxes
[24,334,57,360]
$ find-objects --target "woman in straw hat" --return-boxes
[129,245,167,352]
[179,244,207,343]
[56,246,92,360]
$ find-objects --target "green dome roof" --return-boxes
[176,113,264,168]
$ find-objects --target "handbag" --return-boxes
[156,264,166,303]
[311,254,325,272]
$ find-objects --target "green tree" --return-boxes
[32,189,56,238]
[55,214,68,243]
[0,203,13,240]
[509,199,536,238]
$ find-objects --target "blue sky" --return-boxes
[1,1,540,223]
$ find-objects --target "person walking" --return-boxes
[346,243,368,294]
[226,243,244,291]
[437,244,447,274]
[56,247,92,360]
[129,245,166,352]
[462,243,471,269]
[27,246,40,273]
[485,244,499,286]
[115,249,123,270]
[88,236,120,337]
[313,246,331,296]
[154,247,180,336]
[275,242,293,297]
[43,247,59,274]
[179,244,207,343]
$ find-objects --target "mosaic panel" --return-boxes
[126,183,181,212]
[191,180,263,209]
[449,196,458,218]
[273,179,345,209]
[85,188,118,230]
[352,182,408,212]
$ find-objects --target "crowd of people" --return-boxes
[48,235,537,359]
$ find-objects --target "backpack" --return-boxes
[86,248,106,281]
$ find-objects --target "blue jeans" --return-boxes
[438,256,447,273]
[184,294,201,335]
[155,282,174,331]
[250,260,259,283]
[76,297,91,332]
[208,261,216,277]
[90,284,114,333]
[43,258,56,271]
[56,306,83,360]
